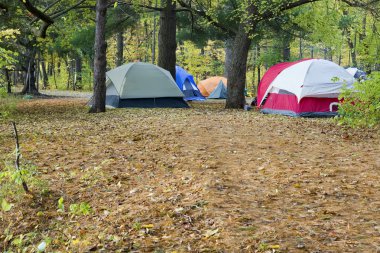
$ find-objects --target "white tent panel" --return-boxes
[302,60,354,98]
[346,67,358,77]
[261,59,354,104]
[265,60,313,100]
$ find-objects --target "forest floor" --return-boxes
[0,97,379,253]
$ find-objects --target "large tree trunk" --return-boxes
[116,30,124,66]
[224,38,234,77]
[90,0,108,113]
[21,46,39,94]
[158,0,176,79]
[225,24,252,109]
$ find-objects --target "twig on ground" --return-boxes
[11,121,30,193]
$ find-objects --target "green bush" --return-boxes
[0,87,17,120]
[338,72,380,128]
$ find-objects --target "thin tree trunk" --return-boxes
[346,32,357,66]
[48,53,53,76]
[252,45,256,91]
[13,70,17,88]
[41,58,48,89]
[299,34,303,59]
[90,0,108,113]
[36,54,40,91]
[257,44,261,88]
[283,38,291,61]
[152,0,158,64]
[4,69,11,93]
[65,58,71,90]
[116,31,124,66]
[71,59,76,90]
[157,0,176,79]
[75,56,82,88]
[57,60,61,74]
[52,55,57,89]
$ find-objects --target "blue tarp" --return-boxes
[175,66,205,101]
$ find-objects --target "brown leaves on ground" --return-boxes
[0,98,379,252]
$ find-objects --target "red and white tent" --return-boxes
[257,59,355,117]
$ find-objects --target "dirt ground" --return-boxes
[0,98,379,253]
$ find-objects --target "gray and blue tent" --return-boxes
[346,67,367,81]
[90,62,189,108]
[208,80,227,99]
[175,66,205,101]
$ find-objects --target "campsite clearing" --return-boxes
[0,98,379,252]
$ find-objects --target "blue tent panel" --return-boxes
[208,80,227,99]
[175,66,205,101]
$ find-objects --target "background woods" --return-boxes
[0,0,379,104]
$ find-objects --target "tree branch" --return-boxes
[50,0,88,19]
[0,2,7,13]
[258,0,320,21]
[31,0,63,24]
[19,0,54,25]
[176,0,236,36]
[11,122,30,194]
[111,1,164,11]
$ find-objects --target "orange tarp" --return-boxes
[197,76,227,97]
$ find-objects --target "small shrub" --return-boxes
[69,202,92,216]
[338,72,380,128]
[57,197,65,212]
[0,159,47,200]
[0,87,17,120]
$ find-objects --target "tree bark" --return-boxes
[224,38,234,77]
[157,0,176,79]
[21,45,39,94]
[116,30,124,66]
[346,31,357,66]
[257,44,261,86]
[89,0,108,113]
[4,69,12,93]
[283,39,291,61]
[152,0,158,64]
[41,58,48,89]
[75,55,82,88]
[225,24,252,109]
[299,34,303,59]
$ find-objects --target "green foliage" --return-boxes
[0,159,47,200]
[177,40,225,81]
[338,73,380,128]
[0,88,17,121]
[69,202,92,216]
[57,197,65,212]
[58,197,92,216]
[1,198,13,212]
[0,29,20,69]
